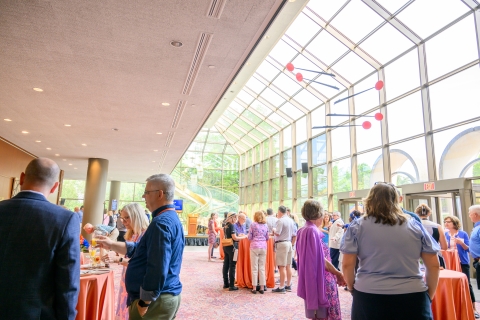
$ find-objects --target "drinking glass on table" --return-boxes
[89,247,99,268]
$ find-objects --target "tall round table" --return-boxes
[76,270,115,320]
[235,238,275,288]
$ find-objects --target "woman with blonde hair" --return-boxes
[341,183,440,320]
[248,211,269,294]
[320,212,332,245]
[97,203,149,320]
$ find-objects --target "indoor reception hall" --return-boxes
[1,0,480,319]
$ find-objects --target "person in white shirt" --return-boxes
[328,211,344,270]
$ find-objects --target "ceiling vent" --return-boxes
[171,100,186,129]
[165,132,175,148]
[206,0,227,19]
[182,33,213,95]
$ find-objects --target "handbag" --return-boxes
[221,226,233,246]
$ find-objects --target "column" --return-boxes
[82,158,108,239]
[109,180,121,212]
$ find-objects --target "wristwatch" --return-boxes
[138,300,150,308]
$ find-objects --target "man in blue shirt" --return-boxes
[125,174,184,319]
[469,205,480,290]
[234,213,247,235]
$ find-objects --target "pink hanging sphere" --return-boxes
[374,113,384,121]
[286,63,294,72]
[296,73,303,82]
[362,121,372,129]
[375,80,384,90]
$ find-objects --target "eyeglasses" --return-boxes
[143,189,160,196]
[120,216,130,221]
[444,220,452,223]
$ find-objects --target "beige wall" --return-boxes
[0,138,61,203]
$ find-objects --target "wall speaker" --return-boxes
[286,168,292,178]
[60,198,66,205]
[302,162,308,174]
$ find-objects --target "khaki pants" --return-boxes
[128,294,181,320]
[250,248,267,287]
[108,228,119,241]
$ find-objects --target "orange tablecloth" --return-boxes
[218,228,225,260]
[76,271,115,320]
[236,238,275,288]
[441,250,462,272]
[431,270,474,320]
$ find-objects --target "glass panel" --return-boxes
[284,176,293,199]
[296,142,308,171]
[262,160,270,181]
[375,0,410,14]
[263,140,270,159]
[269,39,299,67]
[283,149,293,172]
[267,112,290,128]
[224,109,238,122]
[272,134,280,155]
[237,90,255,105]
[390,137,428,182]
[254,164,261,183]
[271,73,303,96]
[255,145,261,164]
[272,178,280,200]
[241,110,263,125]
[355,111,382,152]
[426,15,478,81]
[285,12,321,47]
[296,172,308,198]
[251,100,272,116]
[260,87,286,108]
[217,117,231,128]
[283,199,292,211]
[433,119,480,180]
[228,125,245,138]
[279,102,304,121]
[387,91,424,142]
[296,117,307,144]
[357,149,384,189]
[430,66,480,130]
[247,150,253,167]
[224,145,237,155]
[306,0,349,22]
[312,165,328,196]
[292,89,323,110]
[332,158,352,192]
[331,126,350,159]
[245,76,267,95]
[396,0,469,39]
[204,143,224,153]
[194,131,208,142]
[312,134,327,165]
[229,100,245,114]
[256,60,281,82]
[234,118,254,131]
[305,29,349,66]
[243,135,258,148]
[272,155,280,177]
[263,181,269,202]
[223,155,239,170]
[254,184,260,203]
[246,166,252,185]
[359,22,413,65]
[283,126,292,150]
[258,121,277,135]
[330,0,383,44]
[311,106,326,137]
[353,73,380,114]
[384,49,420,101]
[250,128,267,141]
[332,51,376,83]
[203,153,223,168]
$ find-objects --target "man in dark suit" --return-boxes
[0,158,80,319]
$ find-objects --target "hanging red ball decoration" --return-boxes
[374,113,384,121]
[362,121,372,129]
[286,63,294,72]
[296,73,303,82]
[375,80,384,90]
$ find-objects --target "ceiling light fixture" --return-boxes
[162,102,170,106]
[153,150,158,152]
[74,167,77,169]
[55,154,59,156]
[46,148,51,150]
[81,143,87,146]
[170,40,183,47]
[68,163,72,166]
[33,88,43,92]
[22,131,29,134]
[156,132,162,135]
[208,65,215,69]
[4,119,12,121]
[36,140,41,142]
[152,161,156,163]
[64,124,71,127]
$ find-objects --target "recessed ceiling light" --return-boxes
[22,131,29,134]
[55,154,59,156]
[208,65,215,69]
[74,167,77,169]
[33,88,43,92]
[153,150,158,152]
[46,147,51,150]
[288,0,296,2]
[81,143,87,146]
[156,132,162,135]
[4,119,12,121]
[152,161,156,163]
[64,124,71,127]
[36,140,41,143]
[68,163,72,166]
[170,40,183,47]
[162,102,170,106]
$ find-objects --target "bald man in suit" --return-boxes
[0,158,80,319]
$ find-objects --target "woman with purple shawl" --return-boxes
[297,199,345,320]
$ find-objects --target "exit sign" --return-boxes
[424,182,435,191]
[349,191,356,198]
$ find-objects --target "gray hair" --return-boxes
[24,158,59,187]
[469,205,480,214]
[332,211,340,216]
[146,174,175,201]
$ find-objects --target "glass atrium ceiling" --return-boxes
[213,0,475,154]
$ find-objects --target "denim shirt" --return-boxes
[125,204,185,305]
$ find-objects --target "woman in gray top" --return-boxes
[341,182,440,320]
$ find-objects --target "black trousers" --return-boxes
[464,263,476,302]
[474,260,480,290]
[117,231,126,242]
[330,248,340,270]
[352,290,432,320]
[223,245,236,287]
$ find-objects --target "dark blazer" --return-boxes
[0,191,80,319]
